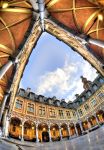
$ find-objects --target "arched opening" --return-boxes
[38,123,49,142]
[42,131,49,142]
[50,124,60,141]
[9,117,21,139]
[24,121,36,142]
[76,123,82,135]
[96,110,104,124]
[61,123,69,139]
[69,123,76,136]
[82,121,89,131]
[88,116,97,127]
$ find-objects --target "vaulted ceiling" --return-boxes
[0,0,104,114]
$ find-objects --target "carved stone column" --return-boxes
[79,121,84,134]
[21,121,24,141]
[59,126,62,140]
[48,125,52,142]
[74,124,78,136]
[36,123,39,142]
[0,92,10,121]
[94,114,100,126]
[5,116,10,137]
[68,125,71,138]
[0,60,13,80]
[86,118,91,130]
[2,109,8,137]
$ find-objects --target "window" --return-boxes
[66,111,71,119]
[84,104,89,111]
[59,110,64,118]
[15,100,22,109]
[49,108,56,117]
[97,92,104,98]
[82,97,85,102]
[39,96,43,102]
[78,109,83,116]
[49,99,53,105]
[91,99,96,107]
[87,91,92,97]
[57,101,60,106]
[72,111,76,117]
[99,78,104,84]
[39,106,45,116]
[27,103,34,113]
[93,84,98,91]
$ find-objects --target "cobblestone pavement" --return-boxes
[20,126,104,150]
[0,140,18,150]
[1,126,104,150]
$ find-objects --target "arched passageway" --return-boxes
[38,123,49,142]
[24,121,36,142]
[69,123,76,136]
[96,110,104,124]
[76,123,82,135]
[9,117,21,139]
[61,123,69,139]
[88,116,97,127]
[50,124,60,141]
[82,121,89,131]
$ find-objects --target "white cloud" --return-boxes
[82,62,97,81]
[35,56,98,102]
[66,61,98,102]
[36,56,78,97]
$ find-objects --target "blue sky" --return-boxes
[19,32,98,102]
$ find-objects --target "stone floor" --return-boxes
[1,126,104,150]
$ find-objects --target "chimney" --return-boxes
[25,87,31,97]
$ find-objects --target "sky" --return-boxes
[19,32,98,102]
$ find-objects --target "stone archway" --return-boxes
[88,116,97,127]
[76,123,82,135]
[82,121,89,131]
[96,110,104,124]
[50,124,60,141]
[9,117,22,139]
[38,123,49,142]
[24,121,36,142]
[61,123,69,139]
[69,123,76,136]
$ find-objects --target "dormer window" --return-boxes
[18,89,25,96]
[49,99,52,104]
[99,78,104,84]
[82,96,85,102]
[93,84,98,91]
[39,96,43,102]
[87,91,92,97]
[57,101,60,106]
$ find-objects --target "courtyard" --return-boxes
[0,126,104,150]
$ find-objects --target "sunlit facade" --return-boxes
[2,75,104,142]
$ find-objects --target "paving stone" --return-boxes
[2,126,104,150]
